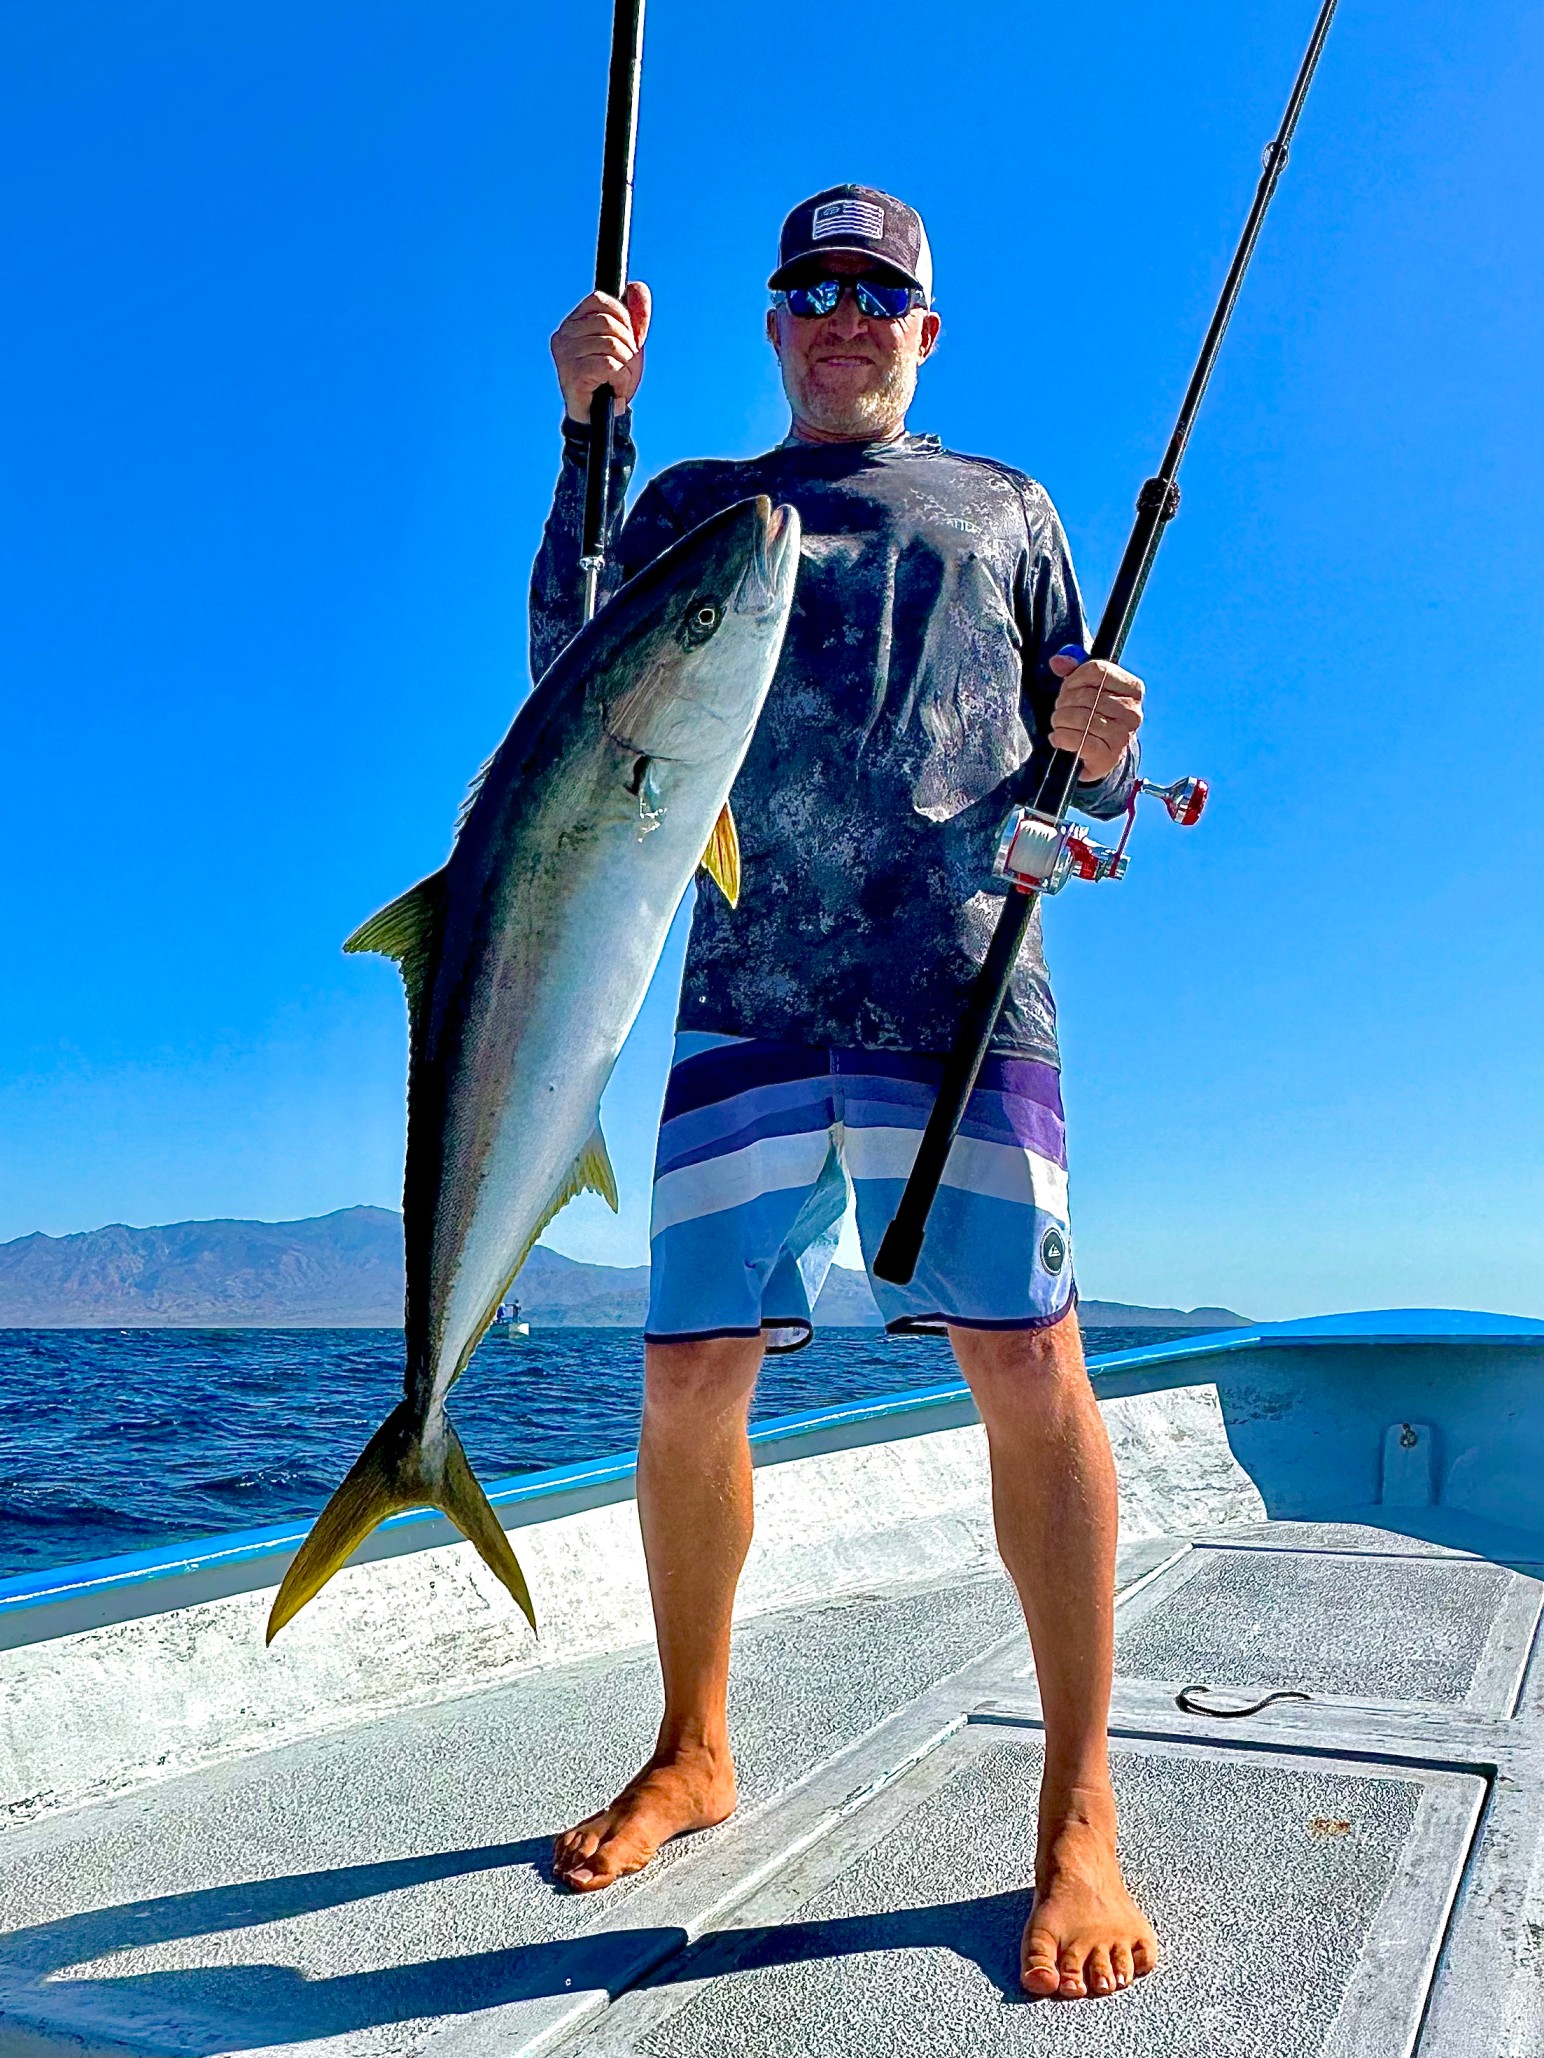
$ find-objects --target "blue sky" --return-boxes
[1,0,1539,1318]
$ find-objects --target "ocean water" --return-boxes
[0,1325,1188,1581]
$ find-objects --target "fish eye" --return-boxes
[625,754,651,795]
[680,599,721,648]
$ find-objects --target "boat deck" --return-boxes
[2,1315,1541,2056]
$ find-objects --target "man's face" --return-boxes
[767,252,941,441]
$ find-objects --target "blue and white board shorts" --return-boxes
[645,1032,1075,1353]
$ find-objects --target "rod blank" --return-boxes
[873,0,1339,1287]
[580,0,647,624]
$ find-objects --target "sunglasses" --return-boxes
[772,276,926,320]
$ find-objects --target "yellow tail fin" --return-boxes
[265,1401,537,1644]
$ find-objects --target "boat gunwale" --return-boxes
[2,1310,1539,1624]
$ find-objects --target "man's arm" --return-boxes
[529,411,637,680]
[531,283,674,681]
[1021,499,1142,820]
[528,418,693,680]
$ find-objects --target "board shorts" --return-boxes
[644,1031,1075,1354]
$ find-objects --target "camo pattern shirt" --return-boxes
[530,415,1138,1063]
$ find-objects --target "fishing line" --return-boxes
[1029,657,1120,817]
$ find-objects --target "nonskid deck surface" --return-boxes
[578,1528,1543,2058]
[0,1568,1031,2056]
[593,1740,1471,2058]
[1,1526,1540,2058]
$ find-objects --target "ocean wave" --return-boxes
[0,1325,1190,1579]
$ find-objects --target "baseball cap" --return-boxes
[768,184,934,304]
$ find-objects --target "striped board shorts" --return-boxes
[645,1031,1075,1353]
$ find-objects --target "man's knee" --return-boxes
[949,1311,1093,1425]
[644,1334,764,1415]
[950,1309,1085,1383]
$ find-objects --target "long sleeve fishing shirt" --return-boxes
[529,415,1138,1064]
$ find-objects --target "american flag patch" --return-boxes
[812,198,884,242]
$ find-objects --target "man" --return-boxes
[531,185,1156,2003]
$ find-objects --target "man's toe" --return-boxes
[1057,1944,1088,1998]
[563,1838,621,1891]
[555,1815,601,1856]
[1111,1940,1135,1989]
[1132,1933,1158,1977]
[579,1818,661,1893]
[553,1822,607,1884]
[1020,1927,1061,1995]
[1085,1944,1115,1997]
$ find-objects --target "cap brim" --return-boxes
[768,248,926,296]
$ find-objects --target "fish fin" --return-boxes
[699,801,740,907]
[266,1401,419,1642]
[266,1399,536,1643]
[437,1424,537,1632]
[577,1123,620,1213]
[343,870,447,1018]
[494,1124,621,1312]
[465,1128,620,1368]
[454,748,500,833]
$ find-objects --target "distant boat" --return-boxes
[493,1298,529,1340]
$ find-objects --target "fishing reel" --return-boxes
[992,775,1209,897]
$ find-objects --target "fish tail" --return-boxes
[265,1400,537,1644]
[434,1422,539,1634]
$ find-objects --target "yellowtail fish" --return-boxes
[267,497,800,1641]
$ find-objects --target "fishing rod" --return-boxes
[874,0,1339,1288]
[579,0,648,624]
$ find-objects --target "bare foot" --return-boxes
[552,1740,737,1892]
[1020,1780,1158,2000]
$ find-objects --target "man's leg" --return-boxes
[949,1312,1159,2000]
[552,1332,763,1890]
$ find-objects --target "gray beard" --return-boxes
[788,355,916,440]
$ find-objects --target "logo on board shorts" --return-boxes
[1039,1226,1067,1275]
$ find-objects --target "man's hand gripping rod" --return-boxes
[579,0,647,625]
[874,0,1339,1288]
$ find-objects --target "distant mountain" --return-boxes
[1078,1299,1249,1330]
[520,1246,650,1328]
[0,1207,407,1328]
[0,1209,1248,1331]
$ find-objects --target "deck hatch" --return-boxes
[589,1725,1483,2058]
[1113,1545,1539,1712]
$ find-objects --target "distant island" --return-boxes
[0,1207,1249,1331]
